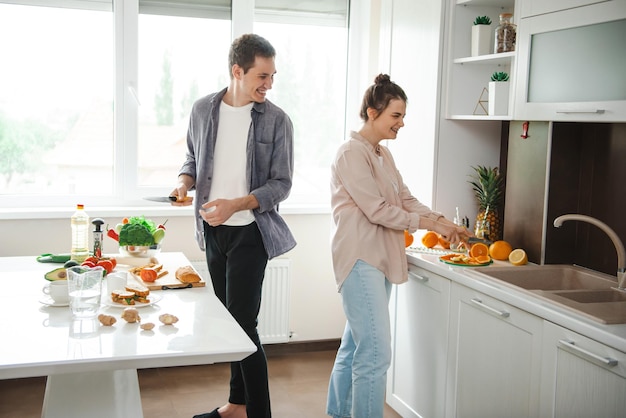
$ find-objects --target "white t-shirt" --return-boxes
[208,101,255,226]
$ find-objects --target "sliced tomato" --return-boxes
[97,260,114,274]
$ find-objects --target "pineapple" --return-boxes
[469,166,504,242]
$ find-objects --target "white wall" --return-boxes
[0,212,346,342]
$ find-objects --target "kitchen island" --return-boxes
[387,250,626,418]
[0,252,256,418]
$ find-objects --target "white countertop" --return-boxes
[406,251,626,352]
[0,252,256,380]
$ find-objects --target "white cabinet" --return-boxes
[387,264,451,418]
[514,0,626,122]
[445,283,543,418]
[444,0,516,120]
[519,0,609,18]
[540,321,626,417]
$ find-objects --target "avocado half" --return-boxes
[45,267,67,281]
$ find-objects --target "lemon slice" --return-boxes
[508,249,528,266]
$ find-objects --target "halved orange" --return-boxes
[474,255,491,264]
[421,231,439,248]
[469,242,489,258]
[404,230,414,247]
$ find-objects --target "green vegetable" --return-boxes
[127,216,157,233]
[118,223,155,246]
[473,16,492,25]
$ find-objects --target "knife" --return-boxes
[468,237,493,246]
[144,196,177,203]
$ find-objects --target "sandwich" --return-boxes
[111,289,136,305]
[125,283,150,304]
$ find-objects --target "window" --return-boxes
[0,1,114,198]
[255,0,349,206]
[136,10,231,188]
[0,0,350,211]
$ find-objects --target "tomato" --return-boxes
[108,257,117,269]
[140,268,158,282]
[81,261,96,268]
[84,256,99,264]
[96,260,114,275]
[122,217,129,224]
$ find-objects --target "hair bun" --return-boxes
[374,74,391,85]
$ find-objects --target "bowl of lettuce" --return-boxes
[118,216,163,257]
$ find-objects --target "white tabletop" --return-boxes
[0,252,256,380]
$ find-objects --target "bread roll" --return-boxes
[176,265,201,283]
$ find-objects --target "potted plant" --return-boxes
[488,71,509,116]
[471,16,492,57]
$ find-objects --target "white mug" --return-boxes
[106,271,128,293]
[42,281,69,304]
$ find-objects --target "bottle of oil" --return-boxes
[70,204,90,262]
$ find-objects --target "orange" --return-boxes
[509,249,528,266]
[404,230,414,247]
[489,240,513,260]
[469,242,489,257]
[421,231,439,248]
[474,255,491,264]
[438,234,451,249]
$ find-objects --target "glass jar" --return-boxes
[494,13,516,53]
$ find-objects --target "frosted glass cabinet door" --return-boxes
[527,19,626,103]
[514,0,626,121]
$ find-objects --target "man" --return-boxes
[172,33,296,418]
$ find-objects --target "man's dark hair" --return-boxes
[229,34,276,77]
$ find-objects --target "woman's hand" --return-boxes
[422,216,472,245]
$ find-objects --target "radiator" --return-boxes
[190,258,291,344]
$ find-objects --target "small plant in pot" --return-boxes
[488,72,510,116]
[473,16,492,25]
[491,71,509,82]
[471,16,493,56]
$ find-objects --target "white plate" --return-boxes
[102,293,162,308]
[39,296,69,307]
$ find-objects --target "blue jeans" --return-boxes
[327,260,393,418]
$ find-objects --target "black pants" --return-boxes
[203,221,270,418]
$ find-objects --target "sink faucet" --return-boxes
[554,214,626,289]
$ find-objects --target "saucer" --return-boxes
[39,296,69,307]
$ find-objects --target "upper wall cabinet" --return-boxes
[514,0,626,122]
[519,0,609,18]
[444,0,516,120]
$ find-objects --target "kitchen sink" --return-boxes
[469,265,626,324]
[471,265,617,291]
[553,289,626,304]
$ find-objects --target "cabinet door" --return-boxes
[446,283,543,418]
[387,264,451,418]
[514,0,626,122]
[540,321,626,417]
[520,0,608,18]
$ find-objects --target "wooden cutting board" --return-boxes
[127,269,206,290]
[115,256,206,291]
[126,267,206,290]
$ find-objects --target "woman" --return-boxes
[326,74,470,418]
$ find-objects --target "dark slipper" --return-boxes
[193,408,220,418]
